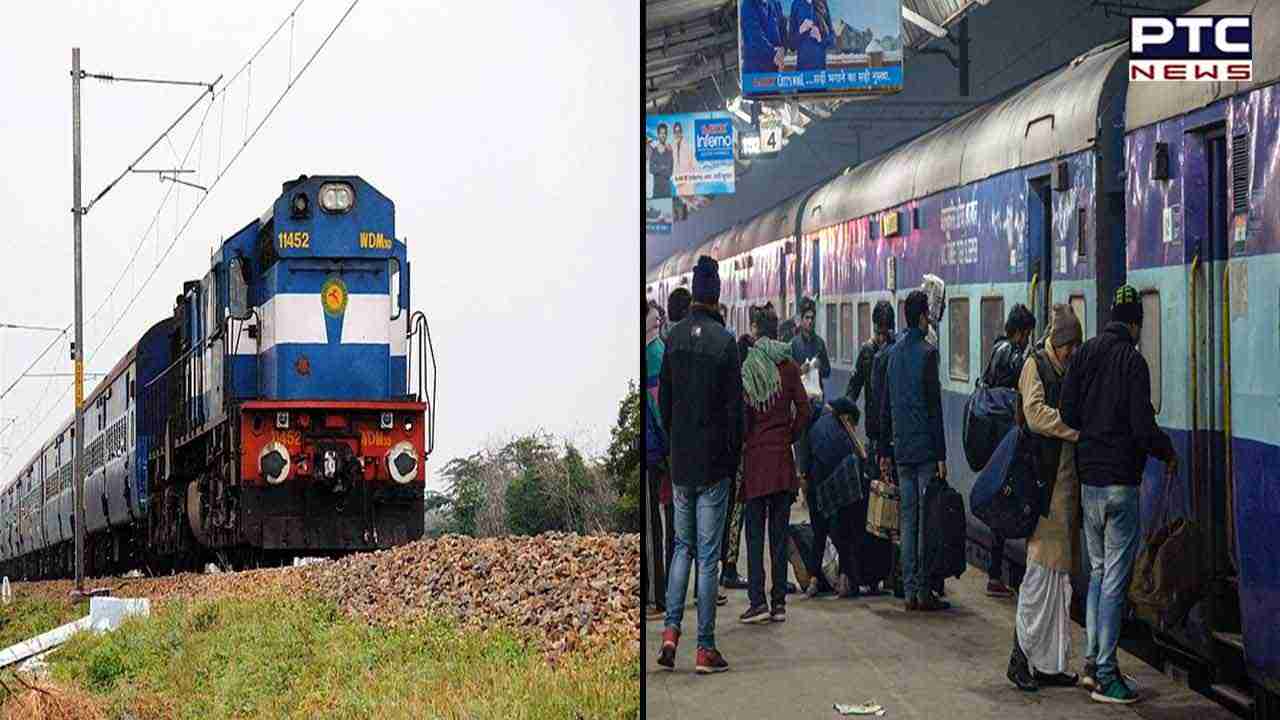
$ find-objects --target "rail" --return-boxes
[407,311,437,458]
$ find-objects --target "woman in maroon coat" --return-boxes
[738,308,811,624]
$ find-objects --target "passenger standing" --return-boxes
[645,299,669,621]
[660,288,694,572]
[790,297,831,396]
[880,290,950,612]
[658,256,743,674]
[1007,304,1084,692]
[1060,285,1178,704]
[981,303,1036,599]
[870,307,903,598]
[738,306,810,624]
[846,300,895,463]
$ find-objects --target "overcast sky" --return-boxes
[0,0,640,491]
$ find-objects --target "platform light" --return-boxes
[319,182,354,213]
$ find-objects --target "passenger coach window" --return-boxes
[840,303,854,363]
[857,302,871,349]
[949,298,971,382]
[826,303,838,354]
[1139,291,1161,413]
[980,297,1005,368]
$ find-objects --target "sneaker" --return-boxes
[805,578,820,598]
[695,647,729,674]
[916,593,951,612]
[657,627,679,670]
[721,573,748,590]
[986,580,1014,598]
[770,605,786,622]
[716,593,728,607]
[739,604,771,624]
[1091,677,1138,704]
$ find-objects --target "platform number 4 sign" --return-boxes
[760,122,781,155]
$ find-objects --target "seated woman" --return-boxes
[804,397,872,598]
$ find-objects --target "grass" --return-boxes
[25,596,639,720]
[0,597,88,650]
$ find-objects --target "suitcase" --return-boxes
[866,479,900,541]
[925,478,967,581]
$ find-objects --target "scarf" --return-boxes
[742,338,793,411]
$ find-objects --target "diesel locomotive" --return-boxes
[647,0,1279,713]
[0,174,437,577]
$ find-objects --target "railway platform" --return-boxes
[644,508,1237,720]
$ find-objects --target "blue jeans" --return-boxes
[896,462,937,600]
[665,478,730,649]
[1082,484,1141,686]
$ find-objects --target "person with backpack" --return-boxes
[1060,285,1178,704]
[880,290,950,612]
[738,306,810,624]
[1006,304,1084,692]
[658,257,742,674]
[981,304,1037,599]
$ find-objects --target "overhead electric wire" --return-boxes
[1,0,351,477]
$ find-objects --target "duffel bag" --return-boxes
[1129,475,1204,628]
[970,426,1043,540]
[962,385,1019,472]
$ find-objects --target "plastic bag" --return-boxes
[800,359,823,399]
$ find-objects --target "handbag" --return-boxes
[866,479,899,540]
[1128,473,1203,628]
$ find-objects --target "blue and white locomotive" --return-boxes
[0,174,436,578]
[647,1,1279,712]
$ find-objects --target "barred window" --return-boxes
[980,297,1005,370]
[825,302,838,356]
[858,302,872,349]
[1139,291,1161,413]
[840,302,854,363]
[949,297,971,382]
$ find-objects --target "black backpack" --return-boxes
[925,477,967,581]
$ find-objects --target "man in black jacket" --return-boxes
[880,290,950,612]
[1060,285,1177,705]
[657,255,742,675]
[981,303,1036,598]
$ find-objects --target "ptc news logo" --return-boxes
[1130,15,1252,82]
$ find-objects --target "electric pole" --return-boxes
[71,47,86,595]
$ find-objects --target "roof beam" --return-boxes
[902,6,950,39]
[646,48,738,95]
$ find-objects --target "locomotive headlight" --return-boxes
[259,441,291,485]
[319,182,354,213]
[290,193,309,218]
[386,441,418,484]
[380,412,394,430]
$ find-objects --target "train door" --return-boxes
[1196,129,1244,653]
[1027,178,1053,332]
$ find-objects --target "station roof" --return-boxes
[1125,0,1280,131]
[646,0,999,110]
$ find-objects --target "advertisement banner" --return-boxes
[739,0,904,100]
[646,112,736,198]
[647,198,673,234]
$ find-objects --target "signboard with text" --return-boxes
[646,112,736,198]
[739,0,904,100]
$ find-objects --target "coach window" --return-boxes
[857,302,871,349]
[980,297,1005,369]
[840,302,854,363]
[1070,295,1087,339]
[825,303,838,354]
[949,297,971,383]
[389,258,402,320]
[1139,290,1161,413]
[898,301,907,334]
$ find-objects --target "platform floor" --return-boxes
[644,508,1236,720]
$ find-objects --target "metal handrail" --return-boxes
[407,311,437,458]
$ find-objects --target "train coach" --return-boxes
[0,174,437,579]
[645,0,1279,712]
